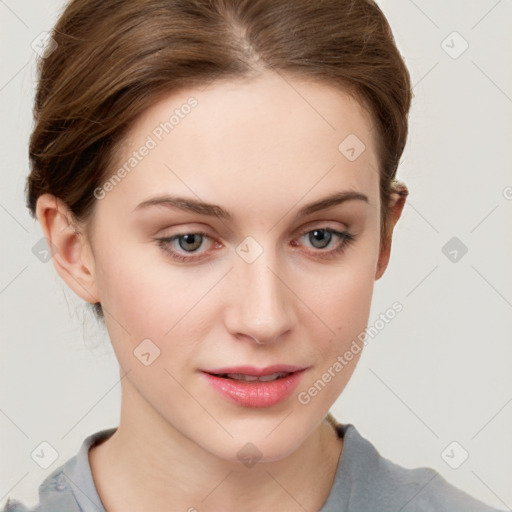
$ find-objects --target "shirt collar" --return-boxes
[38,428,116,512]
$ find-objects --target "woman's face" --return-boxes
[73,71,386,461]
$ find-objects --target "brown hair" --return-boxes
[27,0,412,321]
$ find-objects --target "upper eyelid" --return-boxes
[162,220,348,240]
[294,220,348,236]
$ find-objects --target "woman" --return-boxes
[3,0,505,511]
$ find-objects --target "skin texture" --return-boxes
[36,70,407,512]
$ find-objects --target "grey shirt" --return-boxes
[3,422,504,512]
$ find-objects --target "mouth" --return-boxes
[208,371,294,382]
[202,364,306,380]
[200,365,308,408]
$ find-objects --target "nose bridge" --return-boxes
[227,237,295,343]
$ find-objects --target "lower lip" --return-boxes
[202,370,306,408]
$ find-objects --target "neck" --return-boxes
[89,378,343,512]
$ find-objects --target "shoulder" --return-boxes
[2,427,116,512]
[1,498,39,512]
[332,423,504,512]
[370,457,500,512]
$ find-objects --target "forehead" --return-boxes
[101,70,380,216]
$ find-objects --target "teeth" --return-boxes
[226,373,259,382]
[224,372,290,382]
[258,372,289,382]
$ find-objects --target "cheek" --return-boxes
[296,271,373,412]
[95,236,184,328]
[313,240,378,340]
[300,236,378,388]
[94,240,223,365]
[310,268,374,380]
[329,270,375,335]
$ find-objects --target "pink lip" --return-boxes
[202,364,306,376]
[200,365,308,408]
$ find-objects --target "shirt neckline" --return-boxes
[39,418,360,512]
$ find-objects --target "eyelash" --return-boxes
[155,227,357,263]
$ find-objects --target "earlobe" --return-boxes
[375,181,408,281]
[35,193,100,304]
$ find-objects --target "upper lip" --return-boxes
[202,365,307,376]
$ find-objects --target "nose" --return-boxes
[224,246,297,345]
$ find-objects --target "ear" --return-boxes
[375,181,408,281]
[35,193,100,305]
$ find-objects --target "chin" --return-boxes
[212,436,306,466]
[203,413,316,465]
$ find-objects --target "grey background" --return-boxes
[1,0,511,509]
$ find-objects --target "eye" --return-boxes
[155,230,217,262]
[155,226,357,263]
[294,227,357,258]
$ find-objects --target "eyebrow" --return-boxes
[132,190,369,220]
